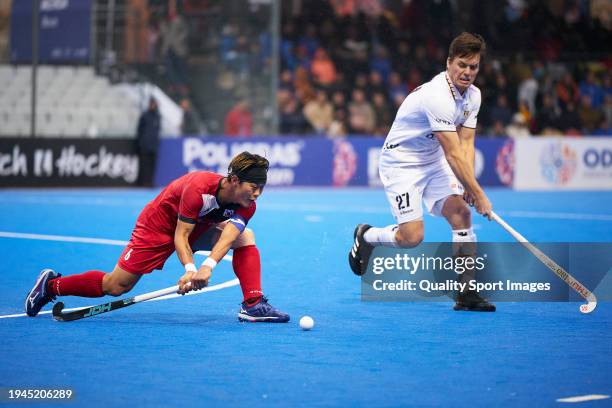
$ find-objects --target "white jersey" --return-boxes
[380,71,481,167]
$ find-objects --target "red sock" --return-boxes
[232,245,263,303]
[47,270,106,297]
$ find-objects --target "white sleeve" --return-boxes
[422,92,456,133]
[463,89,481,129]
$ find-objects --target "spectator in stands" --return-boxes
[280,21,298,70]
[490,120,507,137]
[370,46,392,83]
[336,25,369,79]
[603,74,612,100]
[331,90,346,110]
[556,72,580,110]
[392,41,412,74]
[224,99,253,137]
[280,69,294,91]
[579,71,604,108]
[328,109,348,138]
[327,71,349,96]
[367,71,387,99]
[517,71,539,116]
[591,117,611,136]
[388,72,408,103]
[488,95,513,128]
[278,89,309,134]
[303,89,334,134]
[505,113,531,138]
[578,95,604,134]
[371,92,392,136]
[136,98,161,187]
[604,94,612,128]
[534,93,562,135]
[406,67,423,93]
[311,48,337,86]
[293,67,316,105]
[160,2,190,97]
[298,24,321,59]
[354,73,369,94]
[557,102,583,135]
[180,98,205,135]
[348,89,375,134]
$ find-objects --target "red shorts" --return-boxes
[117,224,224,275]
[118,241,175,275]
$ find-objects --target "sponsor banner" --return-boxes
[515,137,612,190]
[0,139,138,187]
[337,137,512,188]
[11,0,92,63]
[155,137,333,187]
[477,138,514,187]
[361,243,611,303]
[156,136,515,187]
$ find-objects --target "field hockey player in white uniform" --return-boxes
[349,32,495,312]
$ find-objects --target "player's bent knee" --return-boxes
[243,228,255,242]
[443,200,471,226]
[234,228,255,248]
[456,205,471,221]
[395,229,424,248]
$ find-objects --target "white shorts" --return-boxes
[379,156,463,224]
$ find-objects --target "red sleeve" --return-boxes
[235,201,256,224]
[178,183,203,223]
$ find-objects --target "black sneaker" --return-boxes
[454,290,496,312]
[25,268,61,317]
[348,224,373,276]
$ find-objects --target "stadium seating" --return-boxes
[0,65,141,138]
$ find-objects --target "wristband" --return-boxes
[201,257,218,270]
[184,263,197,273]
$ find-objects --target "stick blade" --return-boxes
[52,302,66,321]
[580,295,597,314]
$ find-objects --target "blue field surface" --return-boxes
[0,188,610,407]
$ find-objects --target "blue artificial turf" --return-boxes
[0,188,610,407]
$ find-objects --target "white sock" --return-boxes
[452,227,477,243]
[452,228,477,273]
[364,225,400,247]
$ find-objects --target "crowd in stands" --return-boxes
[276,0,612,137]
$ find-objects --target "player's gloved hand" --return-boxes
[474,193,492,220]
[189,266,212,291]
[177,272,195,295]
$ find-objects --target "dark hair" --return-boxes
[448,32,486,61]
[228,152,269,184]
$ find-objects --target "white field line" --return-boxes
[0,231,129,246]
[557,394,610,403]
[0,232,232,261]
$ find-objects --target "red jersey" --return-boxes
[132,171,256,247]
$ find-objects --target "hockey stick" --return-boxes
[491,211,597,314]
[52,285,181,322]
